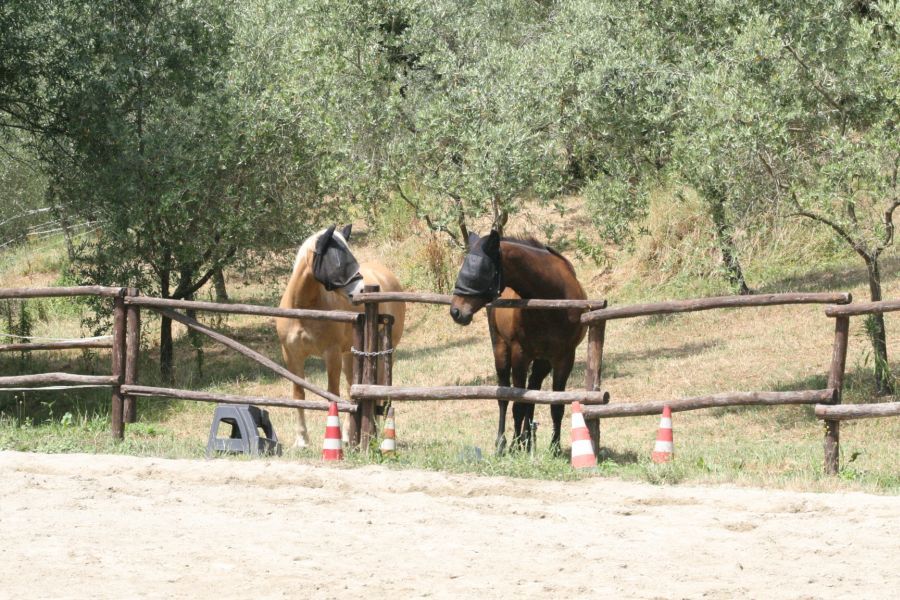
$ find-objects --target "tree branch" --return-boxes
[394,183,464,248]
[789,192,869,260]
[172,246,237,300]
[782,43,847,133]
[881,198,900,248]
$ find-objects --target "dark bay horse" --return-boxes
[449,230,587,453]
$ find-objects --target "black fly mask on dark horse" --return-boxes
[312,225,363,292]
[453,231,505,299]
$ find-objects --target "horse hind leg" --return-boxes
[280,344,310,449]
[509,348,530,452]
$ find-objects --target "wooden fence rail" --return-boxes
[122,384,357,413]
[352,291,608,310]
[126,296,358,322]
[825,299,900,317]
[0,373,117,387]
[582,292,852,324]
[351,384,611,405]
[0,339,112,352]
[582,389,836,418]
[0,285,125,299]
[814,402,900,421]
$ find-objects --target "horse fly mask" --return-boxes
[453,232,505,299]
[312,225,363,291]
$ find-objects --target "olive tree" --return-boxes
[280,0,565,246]
[663,0,900,391]
[32,1,320,380]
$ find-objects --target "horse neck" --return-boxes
[282,259,323,309]
[500,242,583,300]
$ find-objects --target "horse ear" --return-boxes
[484,230,501,254]
[340,224,352,241]
[466,232,480,249]
[315,225,336,254]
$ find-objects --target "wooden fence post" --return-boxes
[110,289,127,440]
[359,285,380,450]
[825,315,850,475]
[348,313,365,447]
[124,288,140,424]
[583,321,606,457]
[379,314,394,387]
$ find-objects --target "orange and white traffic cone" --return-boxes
[322,401,343,461]
[570,401,597,470]
[651,405,674,463]
[380,406,396,456]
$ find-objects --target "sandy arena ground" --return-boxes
[1,451,897,599]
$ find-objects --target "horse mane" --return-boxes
[501,236,578,278]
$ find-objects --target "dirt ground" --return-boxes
[1,451,897,599]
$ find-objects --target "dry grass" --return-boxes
[1,197,899,492]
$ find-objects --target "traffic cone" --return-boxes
[380,406,396,456]
[651,405,674,463]
[322,401,343,461]
[570,401,597,470]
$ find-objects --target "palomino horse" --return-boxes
[449,231,586,454]
[276,225,405,448]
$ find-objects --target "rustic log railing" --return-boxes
[1,286,128,435]
[814,402,900,421]
[352,291,608,310]
[583,389,836,418]
[120,297,367,443]
[819,299,900,472]
[6,285,891,477]
[351,384,611,405]
[577,291,852,473]
[0,286,366,443]
[0,338,112,352]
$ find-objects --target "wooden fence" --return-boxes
[3,285,898,474]
[348,290,863,474]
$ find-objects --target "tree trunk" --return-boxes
[213,267,228,302]
[159,268,174,384]
[864,256,892,395]
[709,196,751,295]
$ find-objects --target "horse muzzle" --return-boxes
[450,306,473,326]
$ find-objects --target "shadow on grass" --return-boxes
[603,340,720,380]
[397,335,483,362]
[598,446,640,465]
[0,350,113,423]
[756,255,900,295]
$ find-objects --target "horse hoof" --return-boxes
[293,438,309,450]
[495,436,507,456]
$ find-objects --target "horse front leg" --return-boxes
[549,353,577,455]
[323,350,347,442]
[493,340,512,456]
[525,359,552,452]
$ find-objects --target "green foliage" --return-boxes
[278,0,569,242]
